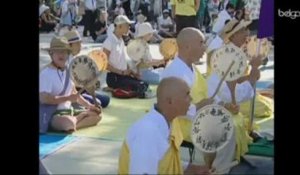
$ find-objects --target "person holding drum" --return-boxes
[160,27,252,173]
[118,77,212,175]
[39,36,101,133]
[128,22,166,85]
[63,30,111,108]
[208,19,273,119]
[102,15,154,98]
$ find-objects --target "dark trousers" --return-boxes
[106,72,149,97]
[83,10,96,37]
[175,15,198,35]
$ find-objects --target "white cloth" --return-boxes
[107,23,115,37]
[212,10,232,34]
[103,33,128,71]
[126,107,188,174]
[207,72,255,104]
[39,67,74,110]
[206,35,224,53]
[84,0,97,11]
[161,57,197,119]
[157,16,173,32]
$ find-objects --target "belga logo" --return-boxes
[278,9,300,19]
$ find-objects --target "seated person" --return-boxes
[114,0,126,16]
[63,30,110,108]
[103,15,154,98]
[39,36,101,133]
[91,10,108,43]
[129,22,165,85]
[39,5,58,33]
[119,77,211,174]
[157,9,175,38]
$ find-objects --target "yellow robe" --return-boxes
[118,119,184,174]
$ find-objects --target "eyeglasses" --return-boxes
[225,21,240,34]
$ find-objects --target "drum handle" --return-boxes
[210,60,235,99]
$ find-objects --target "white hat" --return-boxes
[163,9,169,14]
[39,4,50,16]
[191,104,234,153]
[114,15,134,25]
[136,13,147,23]
[63,30,81,43]
[136,22,155,38]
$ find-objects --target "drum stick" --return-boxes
[210,60,235,99]
[249,39,262,133]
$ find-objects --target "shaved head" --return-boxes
[176,27,206,64]
[157,77,188,101]
[177,27,205,50]
[157,77,191,121]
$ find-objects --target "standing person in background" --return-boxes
[171,0,200,35]
[83,0,97,37]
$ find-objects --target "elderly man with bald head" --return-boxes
[118,77,211,175]
[161,27,213,142]
[160,27,253,174]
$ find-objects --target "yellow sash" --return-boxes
[118,119,184,174]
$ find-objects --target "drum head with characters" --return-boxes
[211,43,248,81]
[243,36,271,60]
[159,38,178,61]
[69,55,99,88]
[127,39,147,62]
[88,50,108,71]
[191,104,234,153]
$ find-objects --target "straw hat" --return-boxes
[63,30,81,43]
[136,22,155,38]
[45,37,71,52]
[191,104,234,153]
[220,19,252,43]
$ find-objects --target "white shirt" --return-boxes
[103,33,128,71]
[161,57,197,119]
[207,72,254,104]
[212,10,232,34]
[84,0,97,11]
[126,107,188,174]
[39,67,74,110]
[107,23,115,37]
[157,16,173,32]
